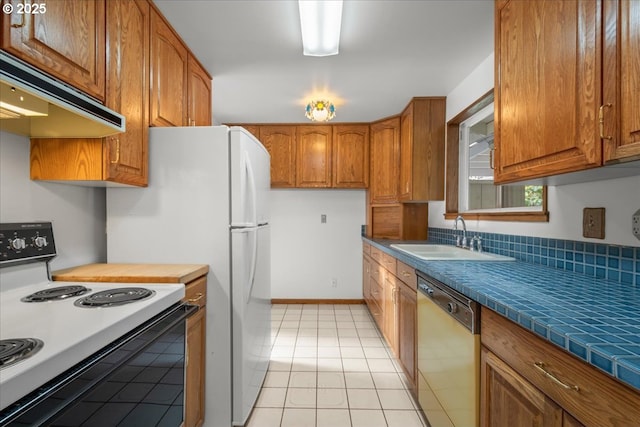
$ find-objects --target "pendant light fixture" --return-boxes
[305,100,336,122]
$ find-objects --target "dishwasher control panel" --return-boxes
[417,272,479,333]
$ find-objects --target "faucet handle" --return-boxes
[456,235,462,247]
[469,236,477,251]
[461,235,468,248]
[476,236,483,253]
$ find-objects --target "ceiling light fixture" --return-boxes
[298,0,343,56]
[305,100,336,122]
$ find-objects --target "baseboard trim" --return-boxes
[271,299,365,305]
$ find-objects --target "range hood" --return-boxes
[0,52,125,138]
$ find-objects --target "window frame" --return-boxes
[444,90,549,222]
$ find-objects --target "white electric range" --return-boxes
[0,223,188,425]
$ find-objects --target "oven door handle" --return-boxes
[0,303,197,426]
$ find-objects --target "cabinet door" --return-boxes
[397,281,417,390]
[481,347,563,427]
[150,9,188,127]
[494,0,602,183]
[296,125,332,187]
[187,55,212,126]
[399,98,446,201]
[363,254,371,305]
[383,274,398,357]
[185,307,206,427]
[259,126,296,187]
[370,117,400,203]
[603,0,640,163]
[332,124,370,188]
[104,0,149,186]
[1,0,106,101]
[563,413,585,427]
[399,104,414,200]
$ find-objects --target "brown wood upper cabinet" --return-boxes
[30,0,150,187]
[235,124,369,189]
[494,0,640,184]
[296,125,332,187]
[150,8,188,127]
[399,97,446,201]
[369,117,400,203]
[259,126,297,188]
[187,55,212,127]
[333,124,370,188]
[1,0,106,101]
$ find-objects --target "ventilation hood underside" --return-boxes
[0,52,125,138]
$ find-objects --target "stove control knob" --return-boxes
[33,236,48,248]
[10,238,26,250]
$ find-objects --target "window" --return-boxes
[445,91,548,222]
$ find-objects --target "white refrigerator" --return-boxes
[106,126,271,427]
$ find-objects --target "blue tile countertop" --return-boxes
[363,238,640,393]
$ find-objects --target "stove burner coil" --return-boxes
[74,287,155,308]
[21,285,91,302]
[0,338,44,369]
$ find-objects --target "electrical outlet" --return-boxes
[331,278,338,288]
[583,207,605,239]
[633,208,640,241]
[321,214,327,224]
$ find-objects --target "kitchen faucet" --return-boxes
[454,215,468,248]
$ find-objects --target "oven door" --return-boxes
[0,303,196,427]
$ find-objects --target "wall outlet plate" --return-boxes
[633,208,640,241]
[583,207,605,239]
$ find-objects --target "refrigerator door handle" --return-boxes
[244,150,258,227]
[246,228,259,304]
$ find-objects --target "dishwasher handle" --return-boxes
[418,282,434,296]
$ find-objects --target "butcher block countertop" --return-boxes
[52,263,209,284]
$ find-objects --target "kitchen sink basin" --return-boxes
[390,244,515,261]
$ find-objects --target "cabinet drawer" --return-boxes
[370,246,383,262]
[396,260,415,286]
[368,283,384,330]
[184,276,207,308]
[370,262,383,285]
[381,253,397,276]
[481,307,640,427]
[363,243,371,256]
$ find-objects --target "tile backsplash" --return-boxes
[428,227,640,286]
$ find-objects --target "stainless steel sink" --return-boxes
[390,244,515,261]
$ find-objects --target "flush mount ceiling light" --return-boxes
[298,0,343,56]
[305,100,336,122]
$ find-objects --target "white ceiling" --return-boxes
[153,0,494,124]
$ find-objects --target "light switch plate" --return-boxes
[583,207,605,239]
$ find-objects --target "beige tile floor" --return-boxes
[246,304,426,427]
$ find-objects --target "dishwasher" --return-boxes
[416,271,480,427]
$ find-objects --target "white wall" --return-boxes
[271,189,366,299]
[0,131,107,269]
[429,54,640,247]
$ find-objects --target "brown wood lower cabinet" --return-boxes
[481,307,640,427]
[184,276,207,427]
[481,347,564,427]
[396,277,417,390]
[363,243,417,393]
